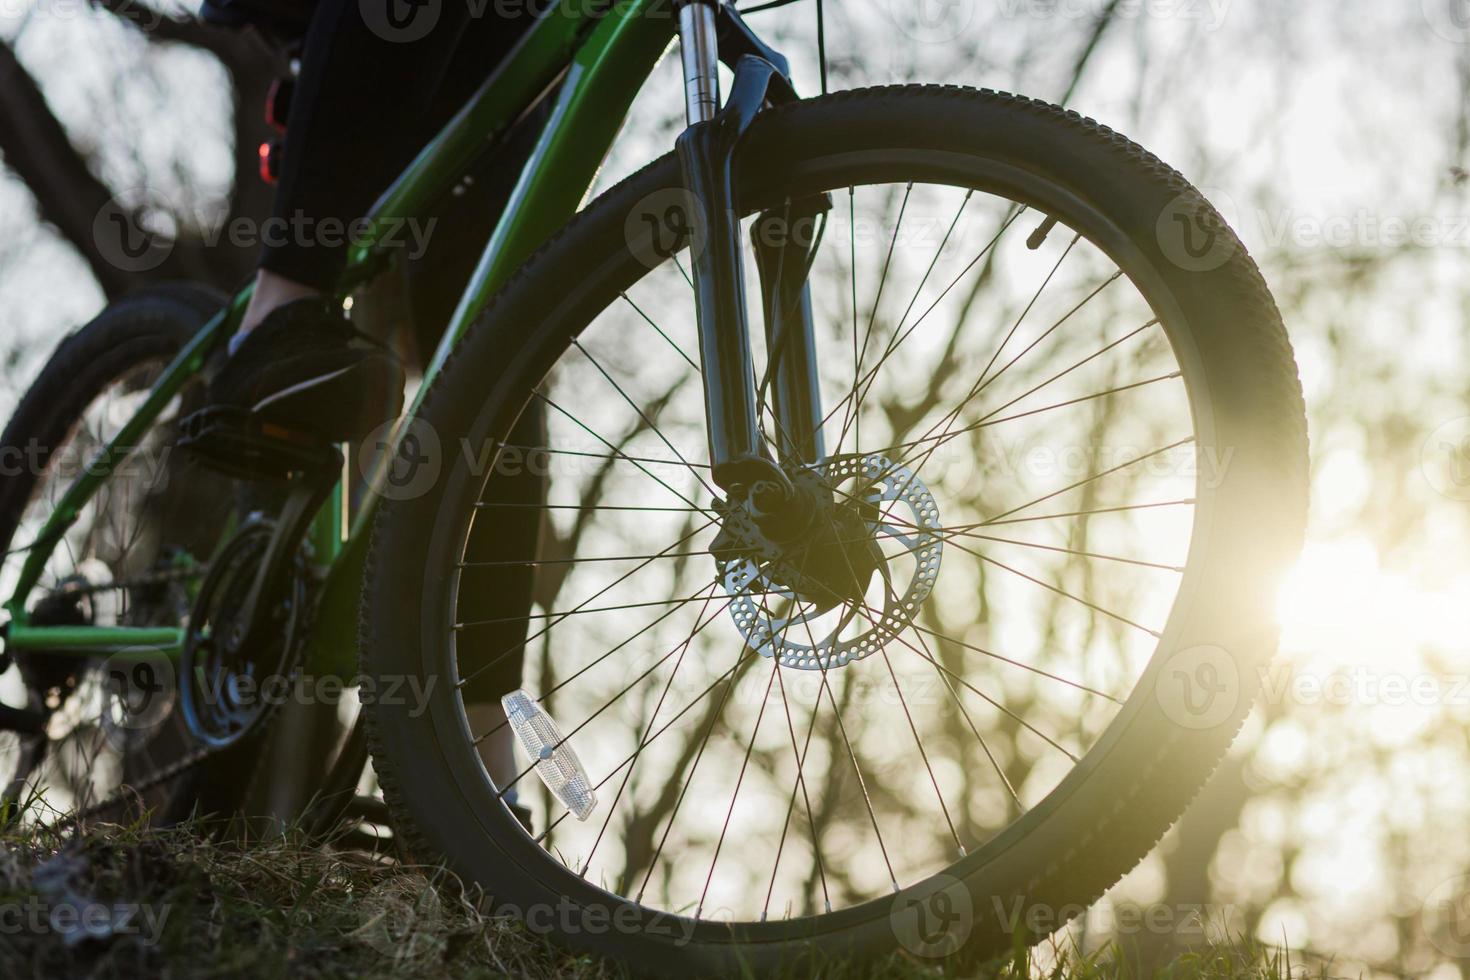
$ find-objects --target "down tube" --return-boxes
[303,0,675,678]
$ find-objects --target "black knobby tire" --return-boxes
[359,86,1308,973]
[0,284,255,824]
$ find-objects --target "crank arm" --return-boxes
[228,453,340,659]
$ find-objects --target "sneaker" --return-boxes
[208,297,405,442]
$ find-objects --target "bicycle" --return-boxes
[0,0,1307,971]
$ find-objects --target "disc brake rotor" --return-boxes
[719,453,944,670]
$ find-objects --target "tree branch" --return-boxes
[0,42,136,296]
[1059,0,1123,106]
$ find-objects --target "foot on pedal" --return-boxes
[179,405,339,480]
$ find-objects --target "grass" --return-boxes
[0,816,1325,979]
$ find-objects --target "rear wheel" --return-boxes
[361,87,1307,971]
[0,285,252,826]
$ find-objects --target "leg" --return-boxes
[457,403,546,799]
[209,0,487,439]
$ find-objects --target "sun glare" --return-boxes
[1276,538,1469,670]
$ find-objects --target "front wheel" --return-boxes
[360,86,1307,972]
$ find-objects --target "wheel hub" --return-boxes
[715,453,944,670]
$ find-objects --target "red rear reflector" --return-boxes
[258,141,278,185]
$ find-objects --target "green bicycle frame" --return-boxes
[3,0,676,679]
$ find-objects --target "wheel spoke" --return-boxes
[571,339,720,502]
[577,589,723,877]
[454,518,716,690]
[534,394,712,515]
[846,183,913,434]
[762,660,830,918]
[984,436,1196,525]
[621,292,699,370]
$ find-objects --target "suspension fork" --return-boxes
[752,194,830,467]
[674,0,823,494]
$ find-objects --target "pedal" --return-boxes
[179,406,338,480]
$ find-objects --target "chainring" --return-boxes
[179,518,309,748]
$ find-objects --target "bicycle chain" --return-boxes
[53,560,208,598]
